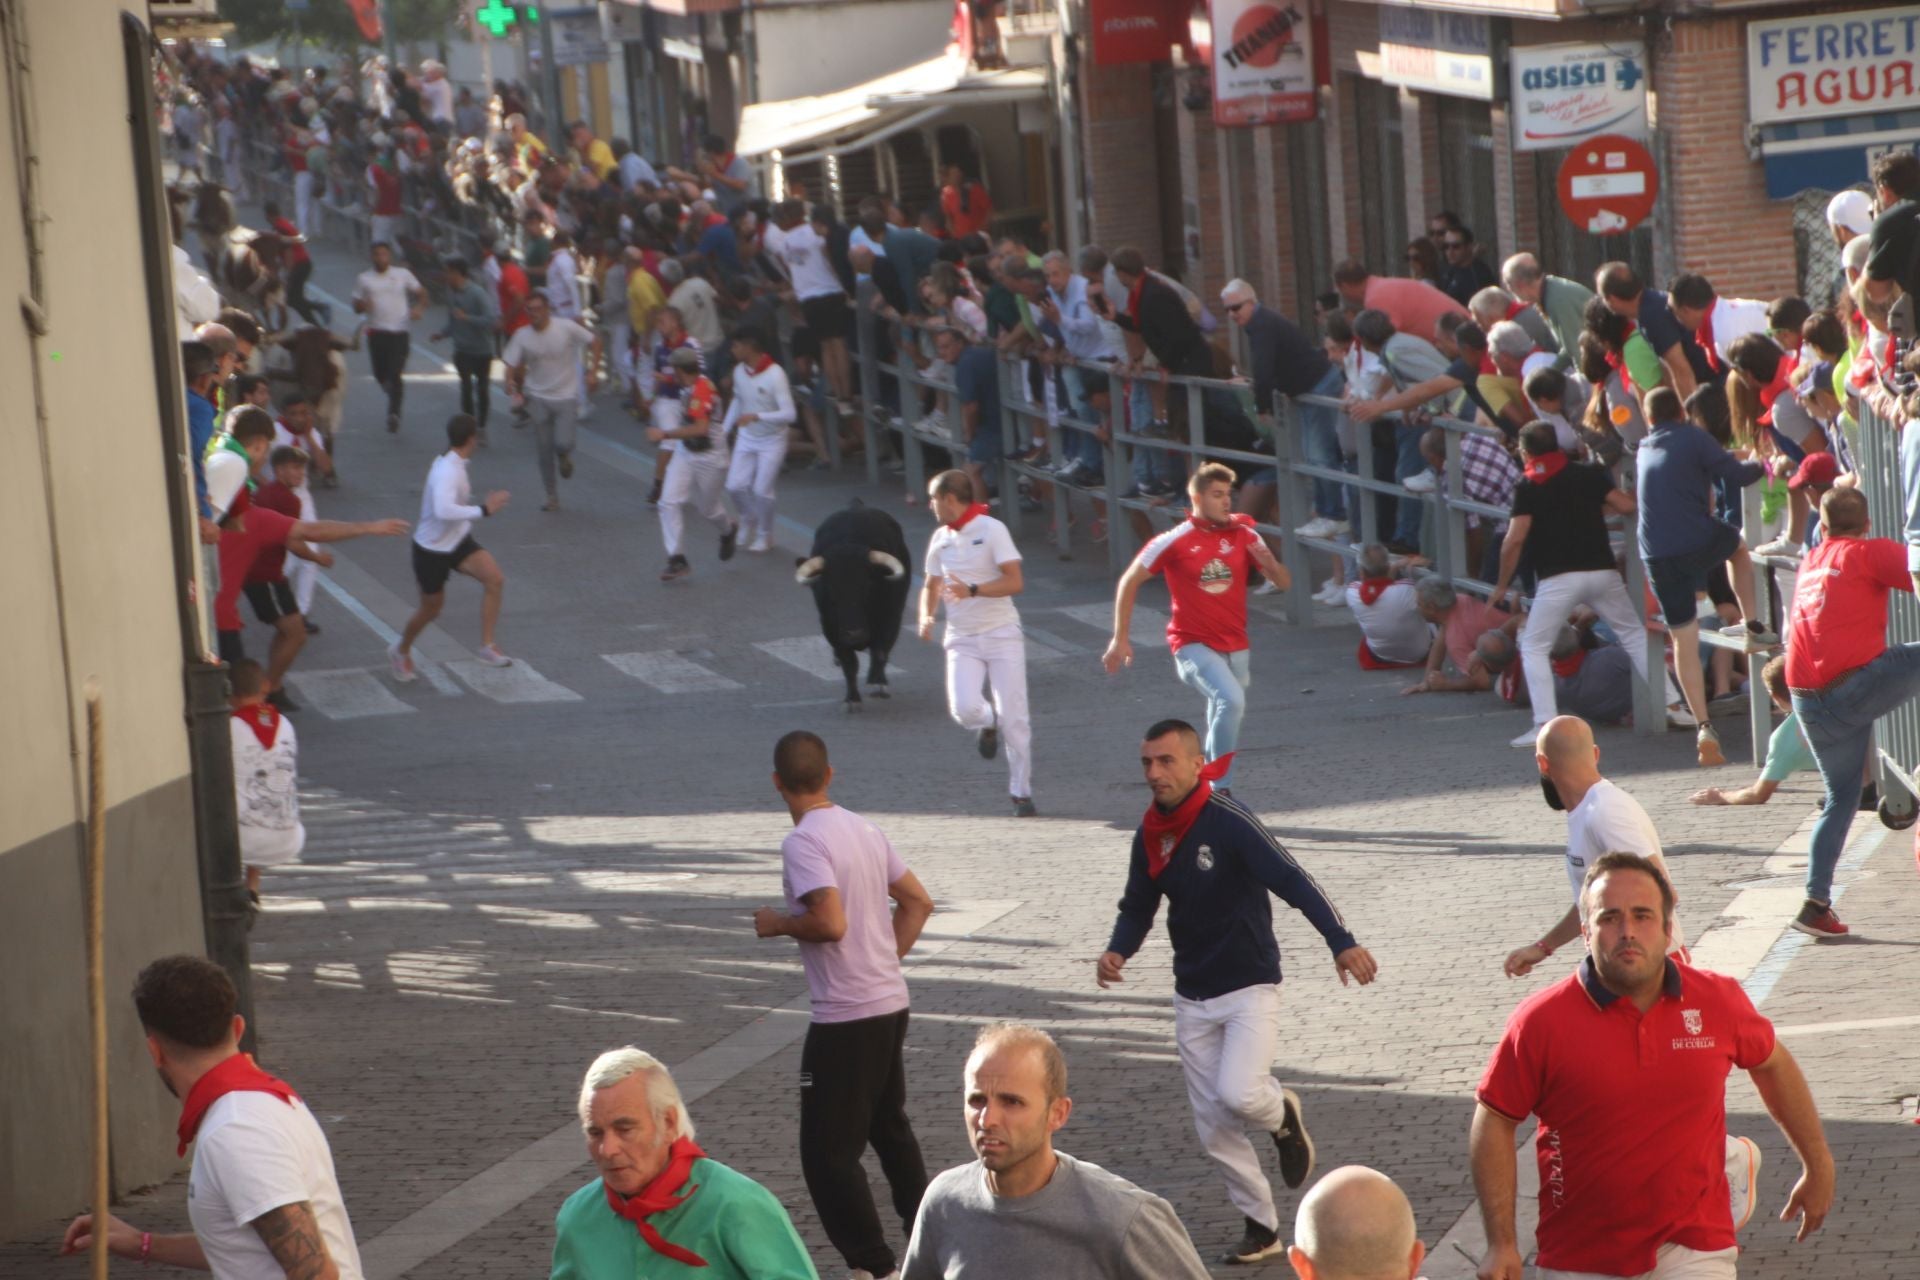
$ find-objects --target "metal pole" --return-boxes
[84,685,108,1280]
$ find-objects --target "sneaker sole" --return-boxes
[1223,1239,1287,1265]
[1729,1135,1761,1231]
[1275,1088,1315,1189]
[1789,918,1848,938]
[1697,738,1726,767]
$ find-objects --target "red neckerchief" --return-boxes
[1695,300,1724,374]
[1124,274,1145,322]
[602,1136,710,1267]
[1355,576,1394,606]
[749,353,775,375]
[1757,350,1797,423]
[1505,300,1527,322]
[1551,648,1588,679]
[176,1053,299,1156]
[1478,352,1497,377]
[946,502,990,531]
[1140,756,1233,878]
[1523,450,1569,484]
[233,702,281,751]
[1601,347,1638,399]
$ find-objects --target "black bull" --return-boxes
[796,503,912,710]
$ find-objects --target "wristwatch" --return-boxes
[968,582,978,598]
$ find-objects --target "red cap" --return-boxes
[1788,452,1839,492]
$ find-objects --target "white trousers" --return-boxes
[944,623,1032,797]
[289,484,319,613]
[1172,982,1290,1231]
[370,213,399,247]
[659,450,732,557]
[650,397,681,454]
[1520,569,1653,725]
[1538,1243,1738,1280]
[727,431,789,536]
[294,170,321,240]
[608,322,634,389]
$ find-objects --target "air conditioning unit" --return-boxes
[149,0,223,22]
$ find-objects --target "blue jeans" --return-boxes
[1128,381,1181,491]
[1062,365,1108,473]
[1172,644,1251,786]
[1299,365,1348,520]
[1392,421,1427,547]
[1790,642,1920,902]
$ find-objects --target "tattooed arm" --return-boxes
[250,1202,339,1280]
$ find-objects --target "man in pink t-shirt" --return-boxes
[1404,576,1520,695]
[1333,258,1462,352]
[754,731,936,1280]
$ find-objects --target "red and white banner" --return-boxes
[1210,0,1318,126]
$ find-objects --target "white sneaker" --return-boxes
[1402,469,1438,494]
[1294,516,1338,539]
[1667,704,1699,729]
[749,531,771,554]
[1721,621,1781,649]
[1511,727,1542,749]
[1753,536,1802,560]
[1253,578,1281,596]
[1727,1134,1761,1231]
[388,643,417,683]
[1315,581,1347,606]
[476,644,512,668]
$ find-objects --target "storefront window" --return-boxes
[1351,76,1406,277]
[1286,119,1331,321]
[1435,96,1498,266]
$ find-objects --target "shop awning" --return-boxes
[735,54,1048,161]
[1756,110,1920,199]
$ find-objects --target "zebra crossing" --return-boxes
[284,604,1162,721]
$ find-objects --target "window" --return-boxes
[1435,96,1498,266]
[1351,76,1406,277]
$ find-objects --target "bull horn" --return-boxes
[794,556,825,584]
[868,551,906,579]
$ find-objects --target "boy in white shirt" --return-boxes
[722,326,797,553]
[918,469,1036,816]
[227,659,304,905]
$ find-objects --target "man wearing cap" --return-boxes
[647,347,736,582]
[553,1046,816,1279]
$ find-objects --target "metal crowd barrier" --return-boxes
[1851,395,1920,824]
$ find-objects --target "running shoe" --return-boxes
[558,451,575,480]
[660,555,691,582]
[749,532,771,554]
[304,615,321,635]
[1293,516,1339,539]
[476,644,512,668]
[978,726,999,759]
[1402,469,1438,494]
[1667,704,1699,729]
[388,643,417,683]
[1752,537,1802,560]
[1727,1135,1762,1231]
[1252,578,1280,596]
[719,523,739,561]
[1721,621,1780,650]
[1791,899,1849,937]
[1221,1217,1284,1265]
[1011,795,1037,818]
[1270,1088,1315,1189]
[1697,724,1726,767]
[542,496,561,512]
[1512,727,1542,749]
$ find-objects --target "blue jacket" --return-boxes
[1107,793,1358,1001]
[1635,422,1763,561]
[187,389,216,519]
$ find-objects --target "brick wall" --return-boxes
[1654,14,1798,299]
[1079,60,1165,258]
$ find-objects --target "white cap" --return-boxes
[205,450,249,520]
[1827,189,1874,237]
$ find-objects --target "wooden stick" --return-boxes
[84,682,109,1280]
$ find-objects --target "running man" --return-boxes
[919,469,1035,817]
[722,326,797,554]
[643,306,702,507]
[503,291,600,512]
[351,241,423,432]
[1102,463,1290,795]
[1098,719,1376,1266]
[391,415,511,680]
[1473,852,1833,1280]
[754,731,935,1280]
[648,346,738,582]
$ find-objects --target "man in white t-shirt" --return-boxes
[1346,544,1432,668]
[392,414,511,680]
[504,292,600,511]
[62,955,365,1278]
[754,730,936,1280]
[272,397,332,623]
[351,242,423,432]
[775,202,853,408]
[918,469,1035,816]
[722,326,798,554]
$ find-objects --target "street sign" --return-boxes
[547,7,608,66]
[1210,0,1319,126]
[1555,133,1657,235]
[1510,41,1647,151]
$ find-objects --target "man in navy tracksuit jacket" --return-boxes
[1098,718,1377,1267]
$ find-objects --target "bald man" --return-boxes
[1505,716,1682,980]
[1287,1165,1422,1280]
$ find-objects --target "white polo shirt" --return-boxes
[352,266,419,332]
[1346,579,1431,665]
[188,1091,365,1279]
[1565,778,1687,951]
[924,513,1021,639]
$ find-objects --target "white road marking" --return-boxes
[602,651,743,693]
[445,659,583,703]
[1056,602,1168,647]
[284,668,416,720]
[754,634,906,683]
[357,900,1021,1280]
[315,571,463,697]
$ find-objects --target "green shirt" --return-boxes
[1760,711,1817,784]
[1538,274,1596,368]
[550,1162,818,1280]
[1621,329,1663,395]
[207,432,259,492]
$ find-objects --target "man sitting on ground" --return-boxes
[1347,544,1430,669]
[1404,577,1519,695]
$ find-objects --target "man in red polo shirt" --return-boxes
[1472,852,1833,1280]
[1784,486,1920,937]
[1102,462,1290,794]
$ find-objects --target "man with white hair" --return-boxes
[1346,545,1429,669]
[1287,1165,1423,1280]
[418,60,454,126]
[1500,253,1594,367]
[551,1046,817,1279]
[1482,320,1557,430]
[1468,286,1558,367]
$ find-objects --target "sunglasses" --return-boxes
[1443,240,1469,250]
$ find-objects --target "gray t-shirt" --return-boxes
[901,1153,1210,1280]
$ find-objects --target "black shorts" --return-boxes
[1646,521,1742,628]
[242,578,299,624]
[800,293,849,342]
[412,535,482,595]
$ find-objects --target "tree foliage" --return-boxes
[217,0,471,54]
